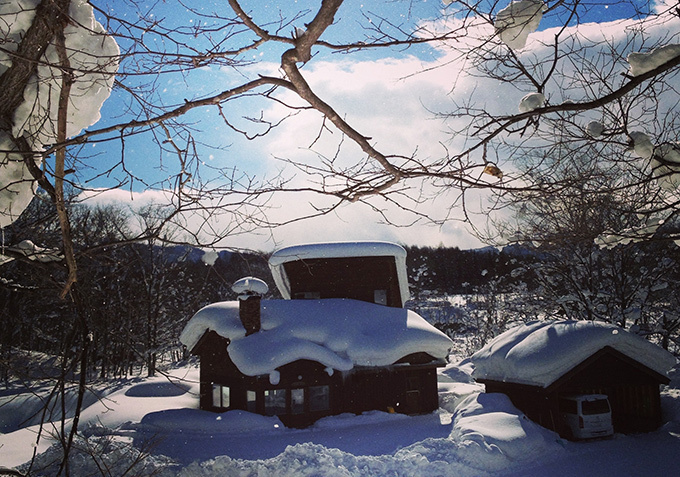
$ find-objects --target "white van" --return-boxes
[558,394,614,440]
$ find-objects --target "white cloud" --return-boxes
[78,5,680,252]
[78,188,172,207]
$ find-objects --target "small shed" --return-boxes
[469,320,677,436]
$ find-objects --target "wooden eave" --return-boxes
[545,345,671,393]
[189,329,230,355]
[476,345,670,393]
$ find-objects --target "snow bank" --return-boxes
[438,361,485,413]
[180,298,453,376]
[175,391,563,477]
[495,0,546,50]
[470,320,677,387]
[139,408,284,436]
[449,392,563,472]
[0,0,118,228]
[4,358,677,476]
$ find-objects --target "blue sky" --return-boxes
[79,1,675,251]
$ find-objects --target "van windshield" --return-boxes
[582,399,610,415]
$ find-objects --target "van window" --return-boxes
[582,398,610,415]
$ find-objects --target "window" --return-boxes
[291,388,305,414]
[374,289,387,305]
[309,385,330,412]
[264,389,286,416]
[211,384,230,409]
[247,390,257,413]
[582,398,610,415]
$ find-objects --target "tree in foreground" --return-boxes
[1,0,680,473]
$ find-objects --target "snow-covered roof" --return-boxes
[180,298,452,377]
[269,241,410,305]
[470,320,677,388]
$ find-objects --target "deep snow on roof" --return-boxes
[180,298,452,377]
[470,320,677,388]
[268,241,410,305]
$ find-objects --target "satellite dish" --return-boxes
[232,277,269,297]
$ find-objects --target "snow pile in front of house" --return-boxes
[469,320,677,387]
[179,298,453,376]
[5,358,680,476]
[448,392,563,472]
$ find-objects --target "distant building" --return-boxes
[469,320,677,437]
[181,242,452,428]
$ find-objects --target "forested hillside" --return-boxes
[3,225,679,385]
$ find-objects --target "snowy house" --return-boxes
[469,320,677,436]
[180,242,452,428]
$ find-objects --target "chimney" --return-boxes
[232,277,269,336]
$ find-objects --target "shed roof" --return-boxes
[469,320,677,388]
[180,298,452,378]
[268,241,410,306]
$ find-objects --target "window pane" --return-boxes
[309,385,330,412]
[582,399,610,415]
[247,390,257,413]
[212,384,221,408]
[221,386,230,408]
[212,384,229,408]
[264,389,286,416]
[291,388,305,414]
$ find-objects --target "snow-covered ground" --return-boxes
[1,358,679,476]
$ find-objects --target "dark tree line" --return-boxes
[405,244,541,296]
[4,214,679,385]
[0,199,271,383]
[406,240,680,354]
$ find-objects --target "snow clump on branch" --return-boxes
[518,92,545,112]
[586,121,605,138]
[495,0,546,50]
[0,0,119,228]
[629,131,680,190]
[627,44,680,76]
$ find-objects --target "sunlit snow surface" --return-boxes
[180,298,453,376]
[2,357,680,476]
